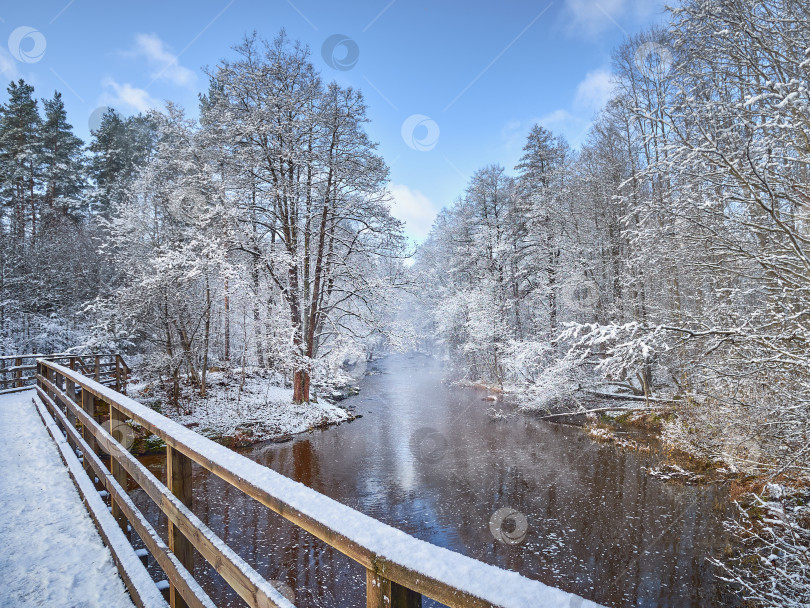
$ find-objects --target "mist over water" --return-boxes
[135,354,734,607]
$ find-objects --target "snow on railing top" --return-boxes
[39,358,604,608]
[1,352,119,360]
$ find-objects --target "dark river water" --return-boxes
[134,354,735,607]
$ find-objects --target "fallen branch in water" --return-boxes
[540,403,667,420]
[582,390,672,403]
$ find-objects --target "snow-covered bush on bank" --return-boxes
[712,485,810,608]
[661,402,767,474]
[130,370,351,444]
[559,322,671,397]
[309,340,369,394]
[501,340,590,413]
[0,312,93,355]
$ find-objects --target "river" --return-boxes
[134,354,736,607]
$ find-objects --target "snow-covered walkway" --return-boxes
[0,390,135,608]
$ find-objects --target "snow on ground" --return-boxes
[132,371,351,443]
[0,390,135,608]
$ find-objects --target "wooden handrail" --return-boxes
[1,364,119,374]
[2,352,128,392]
[0,352,120,360]
[38,374,294,608]
[36,359,601,608]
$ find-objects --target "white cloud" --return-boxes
[574,69,616,113]
[100,78,161,113]
[537,109,591,146]
[503,70,615,152]
[0,49,19,80]
[564,0,627,33]
[563,0,659,35]
[500,119,525,153]
[389,184,439,241]
[127,33,195,88]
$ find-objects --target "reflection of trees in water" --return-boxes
[400,419,728,606]
[130,355,732,607]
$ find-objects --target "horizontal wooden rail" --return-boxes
[0,351,123,360]
[36,359,602,608]
[37,374,293,608]
[3,353,129,392]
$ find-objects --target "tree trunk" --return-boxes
[172,367,180,407]
[292,368,310,403]
[223,276,230,363]
[252,259,264,367]
[164,298,180,406]
[200,277,211,397]
[175,321,200,386]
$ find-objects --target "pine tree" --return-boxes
[88,110,156,217]
[40,91,86,221]
[0,80,42,244]
[515,124,567,192]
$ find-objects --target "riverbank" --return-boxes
[480,373,810,606]
[575,402,810,606]
[127,370,355,450]
[582,409,736,483]
[152,353,732,607]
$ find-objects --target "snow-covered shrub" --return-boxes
[501,340,590,413]
[712,486,810,608]
[309,341,366,393]
[0,311,94,355]
[560,322,671,396]
[661,401,767,473]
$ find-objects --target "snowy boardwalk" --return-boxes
[0,390,134,608]
[29,357,604,608]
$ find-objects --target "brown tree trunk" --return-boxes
[164,297,180,406]
[175,320,200,387]
[292,368,310,403]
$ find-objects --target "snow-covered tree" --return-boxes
[202,32,405,402]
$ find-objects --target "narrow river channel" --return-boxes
[134,354,736,607]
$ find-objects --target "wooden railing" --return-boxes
[34,358,601,608]
[1,353,129,393]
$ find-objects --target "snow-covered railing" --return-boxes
[35,358,603,608]
[1,352,129,393]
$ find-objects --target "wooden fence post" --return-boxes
[62,371,79,453]
[66,370,75,400]
[94,355,100,382]
[15,356,22,388]
[45,367,53,400]
[115,355,122,392]
[366,571,422,608]
[81,387,97,476]
[110,405,129,533]
[167,445,193,608]
[121,356,129,394]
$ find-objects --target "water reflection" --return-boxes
[133,354,735,607]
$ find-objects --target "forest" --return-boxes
[1,33,407,405]
[1,1,809,604]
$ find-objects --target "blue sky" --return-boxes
[0,0,668,240]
